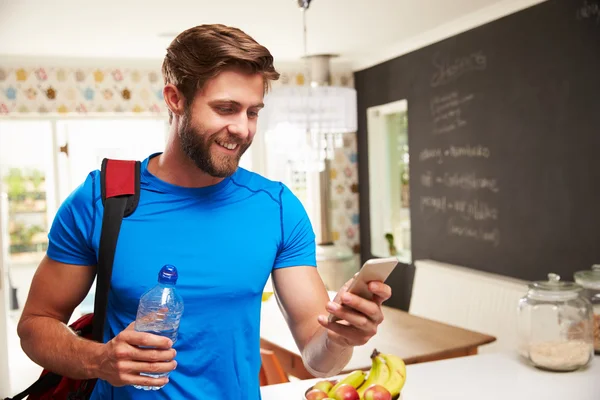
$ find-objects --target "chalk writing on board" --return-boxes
[430,51,487,88]
[420,171,499,193]
[437,172,499,193]
[431,91,475,135]
[421,171,433,188]
[430,92,475,115]
[420,196,499,221]
[447,217,500,247]
[418,145,490,164]
[419,148,443,163]
[446,145,490,159]
[576,0,600,23]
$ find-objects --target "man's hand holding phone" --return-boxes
[317,258,397,347]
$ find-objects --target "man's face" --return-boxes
[179,69,265,177]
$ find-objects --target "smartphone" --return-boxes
[328,257,399,322]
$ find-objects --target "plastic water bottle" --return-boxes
[133,264,184,390]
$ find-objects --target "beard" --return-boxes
[178,111,251,178]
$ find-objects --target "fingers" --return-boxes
[339,293,383,324]
[119,329,173,349]
[118,360,177,375]
[368,281,392,302]
[326,301,379,330]
[317,315,372,346]
[116,373,170,388]
[123,346,177,363]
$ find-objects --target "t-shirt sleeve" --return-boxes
[273,183,317,269]
[46,172,98,266]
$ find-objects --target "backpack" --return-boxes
[5,158,141,400]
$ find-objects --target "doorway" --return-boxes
[366,100,411,264]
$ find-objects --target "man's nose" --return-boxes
[228,114,250,140]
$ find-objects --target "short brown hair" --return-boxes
[162,24,280,122]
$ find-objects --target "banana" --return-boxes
[380,353,407,399]
[327,369,366,395]
[356,350,390,399]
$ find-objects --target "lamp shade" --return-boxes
[261,85,357,135]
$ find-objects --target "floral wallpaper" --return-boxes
[0,62,360,253]
[0,65,353,115]
[330,134,361,254]
[0,66,166,114]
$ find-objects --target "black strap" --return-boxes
[91,195,129,342]
[93,159,140,342]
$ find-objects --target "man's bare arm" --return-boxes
[271,266,353,377]
[17,255,176,386]
[17,255,103,379]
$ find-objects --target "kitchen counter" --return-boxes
[260,352,599,400]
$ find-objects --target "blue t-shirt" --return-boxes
[47,153,317,399]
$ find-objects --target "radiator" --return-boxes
[409,259,529,354]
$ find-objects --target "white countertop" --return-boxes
[260,352,600,400]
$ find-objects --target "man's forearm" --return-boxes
[302,326,353,378]
[18,316,104,380]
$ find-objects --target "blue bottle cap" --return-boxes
[158,264,178,285]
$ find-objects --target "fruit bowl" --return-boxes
[302,383,403,400]
[301,349,405,400]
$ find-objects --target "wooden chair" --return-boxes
[259,348,290,386]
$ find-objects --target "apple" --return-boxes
[305,388,330,400]
[313,380,334,393]
[306,388,329,400]
[363,384,392,400]
[330,384,360,400]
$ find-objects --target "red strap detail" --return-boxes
[105,160,136,198]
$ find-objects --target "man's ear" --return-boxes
[163,84,186,118]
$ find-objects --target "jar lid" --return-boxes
[574,264,600,290]
[529,273,582,294]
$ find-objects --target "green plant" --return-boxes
[4,168,26,200]
[9,223,45,247]
[30,168,45,190]
[385,233,398,255]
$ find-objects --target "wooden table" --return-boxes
[259,292,496,379]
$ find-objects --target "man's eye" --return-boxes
[248,111,259,118]
[217,107,233,113]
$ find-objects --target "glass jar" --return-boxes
[574,264,600,353]
[517,273,594,371]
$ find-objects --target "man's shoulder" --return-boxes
[63,169,103,211]
[232,168,287,203]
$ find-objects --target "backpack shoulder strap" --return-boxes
[100,158,141,217]
[92,158,141,342]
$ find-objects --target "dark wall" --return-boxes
[354,0,600,311]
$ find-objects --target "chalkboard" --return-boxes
[355,0,600,287]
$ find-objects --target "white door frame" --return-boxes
[366,99,410,262]
[0,179,12,396]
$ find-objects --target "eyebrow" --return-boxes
[209,99,264,109]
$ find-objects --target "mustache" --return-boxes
[211,134,249,146]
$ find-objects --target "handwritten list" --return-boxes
[416,49,500,246]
